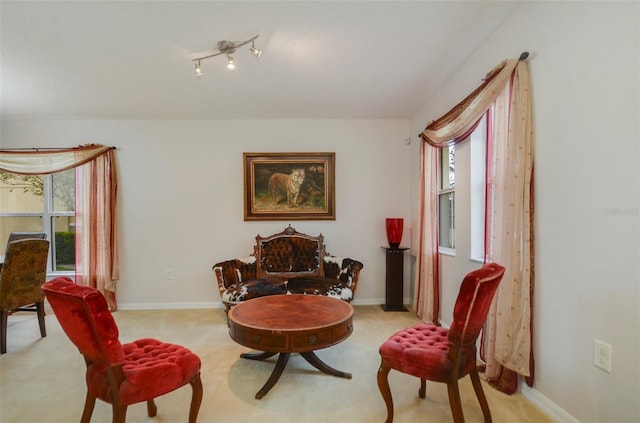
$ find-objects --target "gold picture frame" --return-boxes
[243,152,336,221]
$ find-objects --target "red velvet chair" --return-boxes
[42,277,203,423]
[377,263,505,423]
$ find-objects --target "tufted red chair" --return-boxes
[377,263,505,423]
[42,277,203,423]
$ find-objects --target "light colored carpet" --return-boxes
[0,305,554,423]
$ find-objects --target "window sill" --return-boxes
[469,256,484,264]
[47,271,75,279]
[439,247,456,257]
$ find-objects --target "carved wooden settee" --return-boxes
[213,225,363,310]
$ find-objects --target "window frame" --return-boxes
[0,171,75,276]
[470,113,488,263]
[438,145,456,255]
[436,113,488,260]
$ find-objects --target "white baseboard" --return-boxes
[117,302,222,310]
[352,297,385,306]
[352,297,414,308]
[117,297,402,310]
[521,384,580,423]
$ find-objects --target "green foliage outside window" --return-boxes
[55,231,75,268]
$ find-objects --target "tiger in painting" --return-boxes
[268,169,305,207]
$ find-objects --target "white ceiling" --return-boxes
[0,1,520,120]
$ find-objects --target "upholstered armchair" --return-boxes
[0,238,50,354]
[42,277,203,423]
[377,263,505,423]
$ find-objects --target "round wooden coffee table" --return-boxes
[227,294,354,399]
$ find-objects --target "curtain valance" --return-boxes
[0,145,114,175]
[420,58,519,148]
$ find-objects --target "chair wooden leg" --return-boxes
[146,399,157,417]
[80,391,96,423]
[377,359,394,423]
[447,379,465,423]
[112,403,127,423]
[189,372,204,423]
[470,368,492,423]
[419,378,426,398]
[36,301,46,337]
[1,309,7,354]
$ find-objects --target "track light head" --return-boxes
[250,47,262,58]
[250,40,262,58]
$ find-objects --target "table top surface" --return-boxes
[228,294,353,332]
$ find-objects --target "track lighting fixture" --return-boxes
[192,34,261,75]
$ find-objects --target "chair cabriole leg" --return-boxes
[112,403,126,423]
[80,391,96,423]
[377,359,394,423]
[189,372,204,423]
[447,379,465,423]
[470,368,492,422]
[0,309,7,354]
[146,398,157,417]
[36,301,46,337]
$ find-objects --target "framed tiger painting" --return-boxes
[243,152,336,221]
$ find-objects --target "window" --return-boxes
[0,169,76,273]
[438,145,455,251]
[470,115,487,262]
[437,114,488,258]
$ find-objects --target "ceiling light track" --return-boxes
[192,34,261,75]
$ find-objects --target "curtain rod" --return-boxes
[0,146,117,151]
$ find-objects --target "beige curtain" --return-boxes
[413,141,440,323]
[75,148,119,311]
[482,62,534,391]
[417,56,534,392]
[0,144,120,310]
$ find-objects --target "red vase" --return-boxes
[386,218,403,249]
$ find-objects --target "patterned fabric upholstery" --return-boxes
[0,238,50,354]
[42,277,203,422]
[0,239,49,311]
[212,225,363,309]
[221,275,354,304]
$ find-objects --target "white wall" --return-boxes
[0,119,413,307]
[409,2,640,422]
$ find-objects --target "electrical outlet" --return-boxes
[594,339,612,373]
[165,268,174,280]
